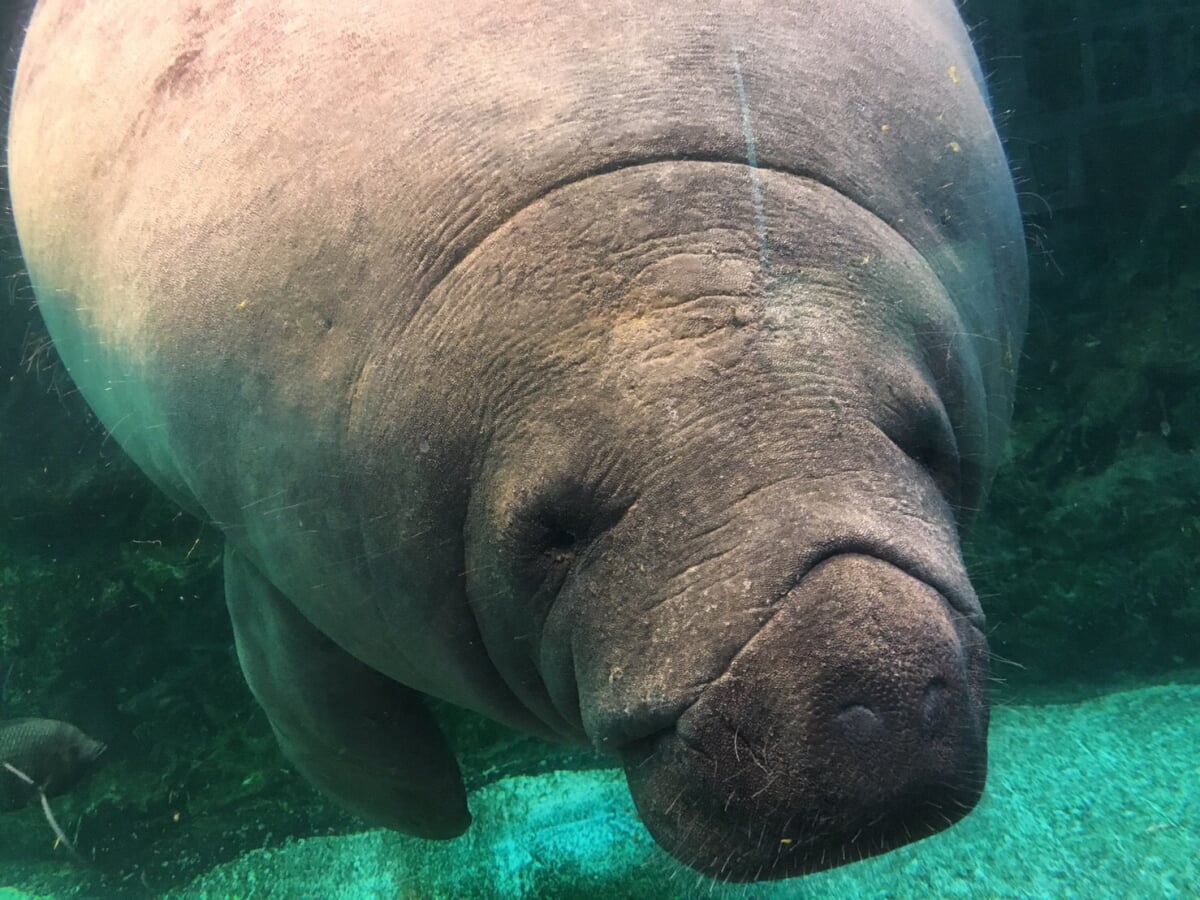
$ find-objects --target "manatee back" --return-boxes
[9,0,1024,504]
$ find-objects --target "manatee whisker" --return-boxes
[986,649,1026,669]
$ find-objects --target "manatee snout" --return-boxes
[621,554,988,881]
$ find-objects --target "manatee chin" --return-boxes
[618,554,989,882]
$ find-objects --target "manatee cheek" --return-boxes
[620,554,988,882]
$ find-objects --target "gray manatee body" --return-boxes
[9,0,1027,881]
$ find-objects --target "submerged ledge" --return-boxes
[167,683,1198,898]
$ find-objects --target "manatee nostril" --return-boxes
[921,678,950,733]
[836,703,883,744]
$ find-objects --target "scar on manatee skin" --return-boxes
[731,49,770,272]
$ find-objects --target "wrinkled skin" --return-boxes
[9,0,1026,881]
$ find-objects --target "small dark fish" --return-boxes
[0,662,107,861]
[0,716,106,811]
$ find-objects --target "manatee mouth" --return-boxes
[622,725,984,881]
[618,553,989,882]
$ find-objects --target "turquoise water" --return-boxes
[4,685,1195,897]
[176,685,1200,899]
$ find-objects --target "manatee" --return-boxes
[8,0,1027,881]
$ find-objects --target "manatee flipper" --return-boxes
[223,547,469,838]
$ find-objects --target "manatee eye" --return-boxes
[525,506,587,565]
[517,485,633,568]
[899,434,941,473]
[519,491,593,565]
[542,523,580,553]
[884,403,963,509]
